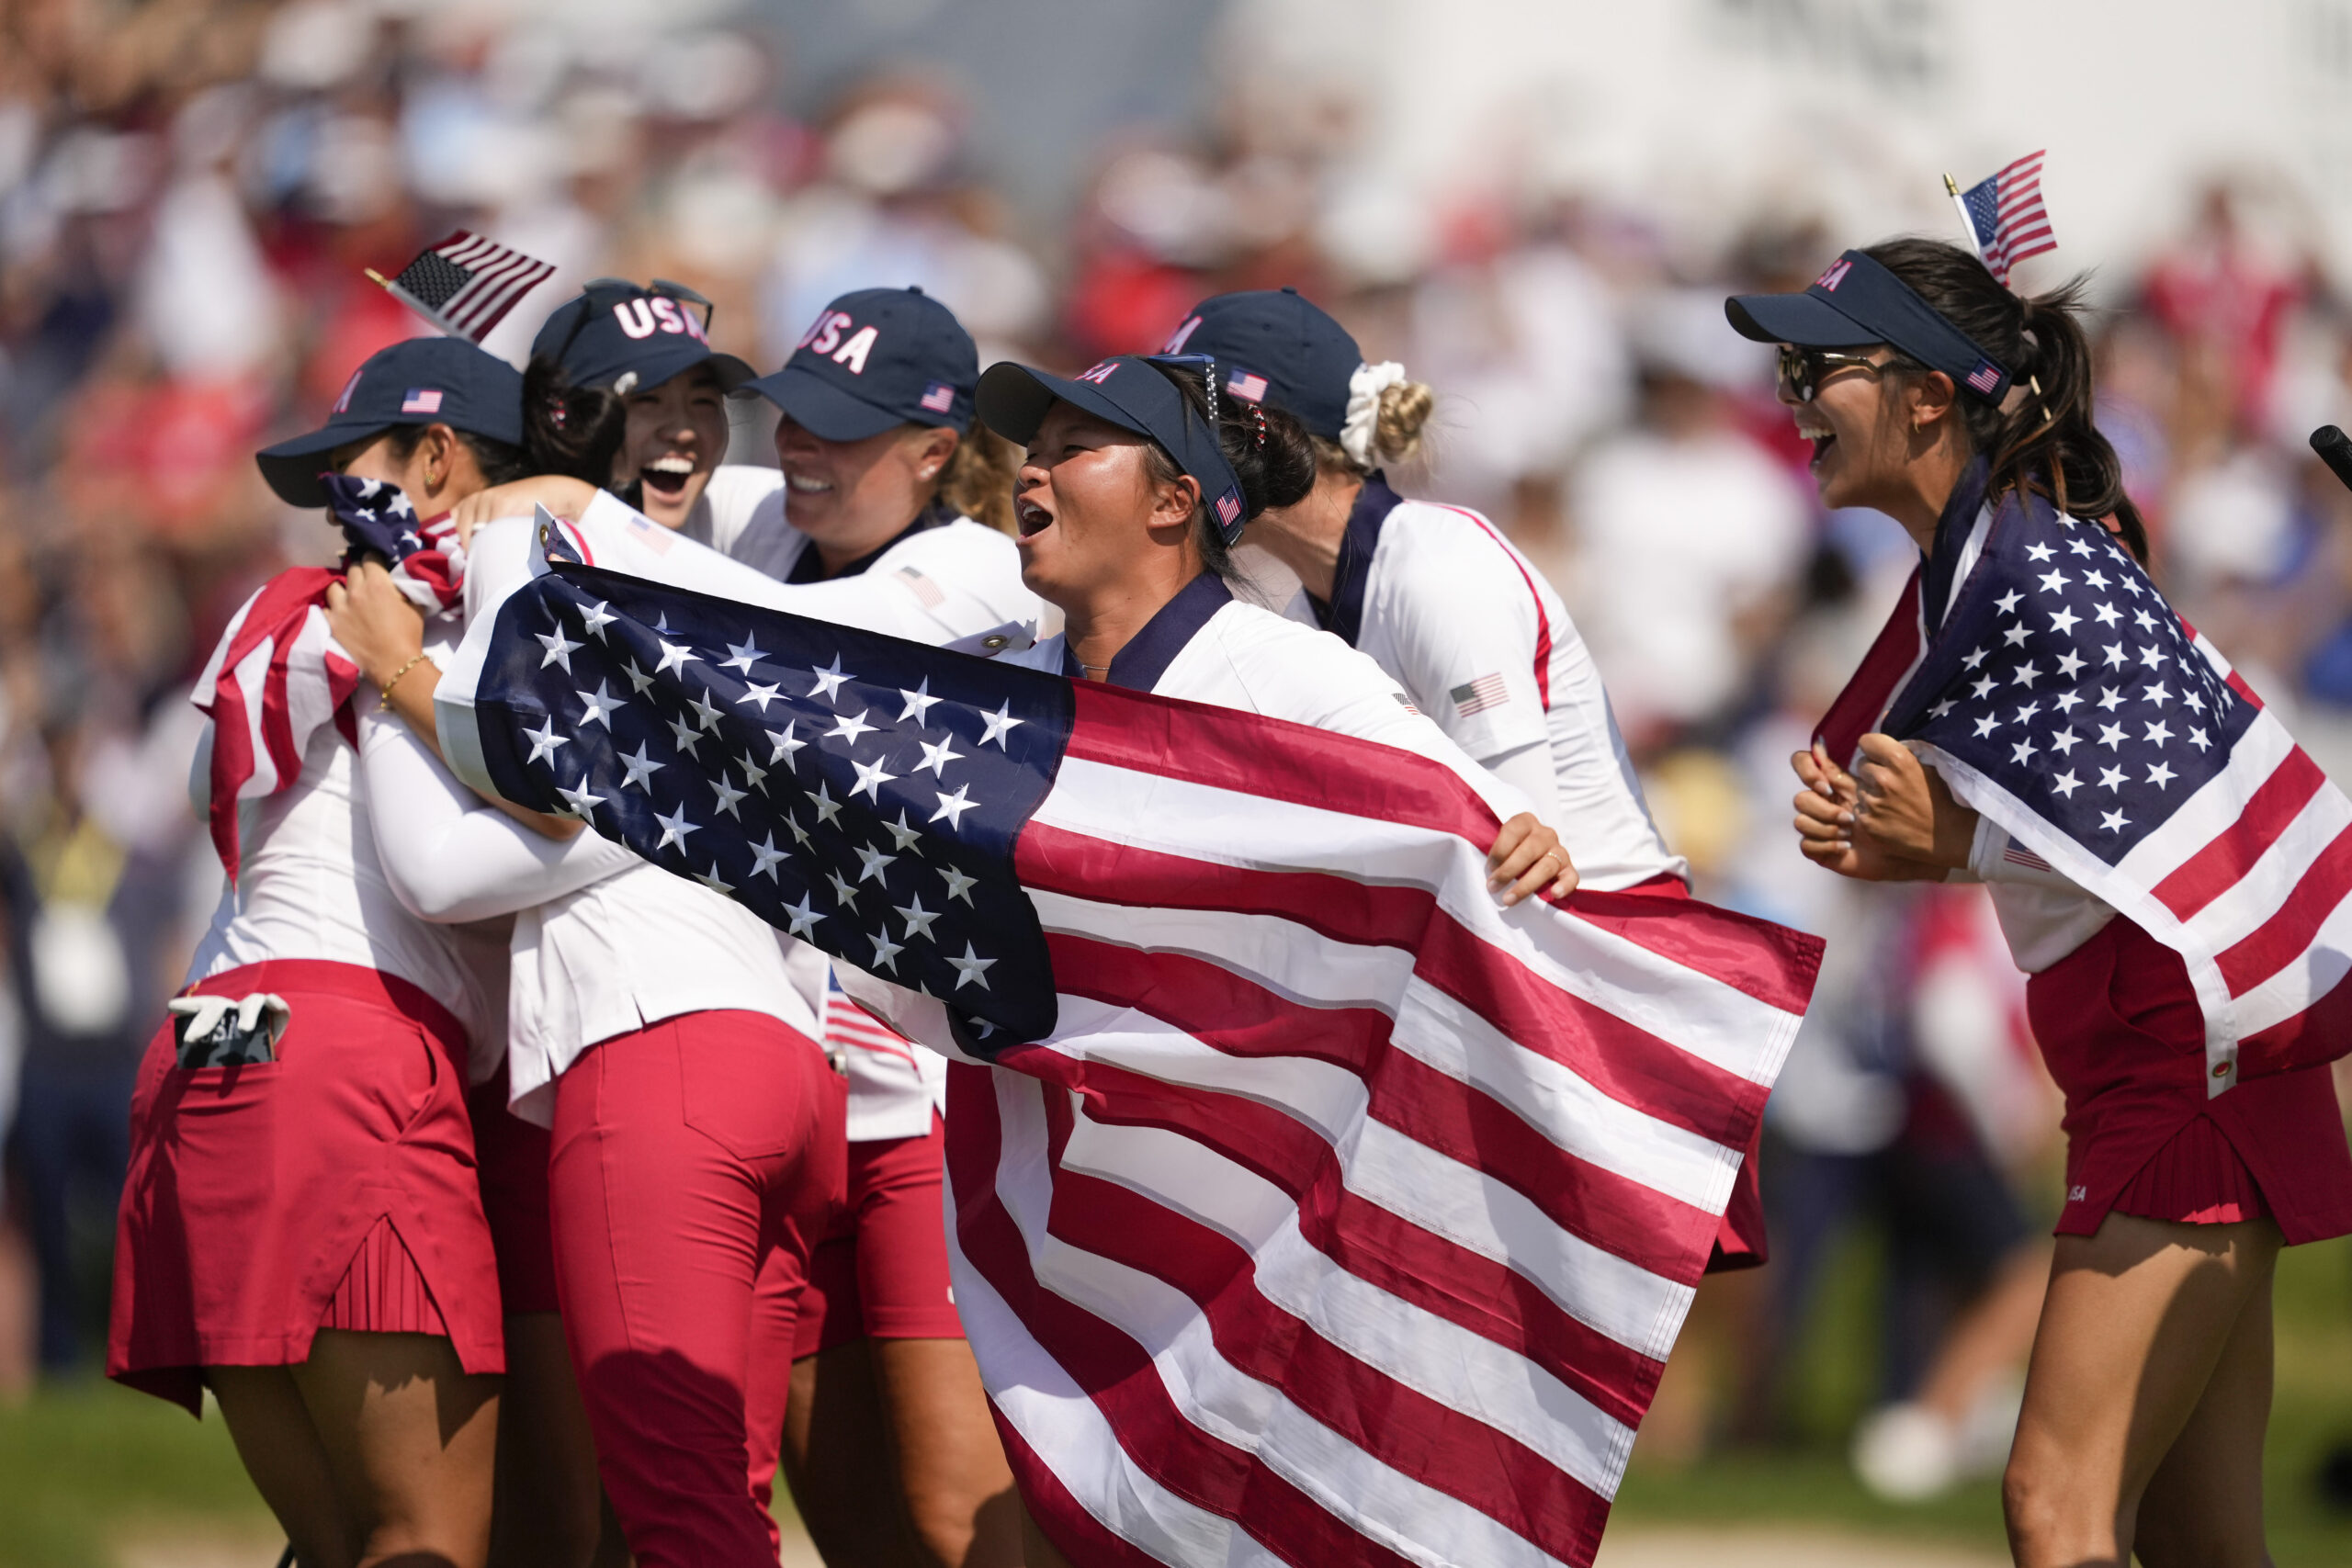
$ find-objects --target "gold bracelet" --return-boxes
[378,653,433,710]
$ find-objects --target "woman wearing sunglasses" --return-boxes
[1730,239,2352,1566]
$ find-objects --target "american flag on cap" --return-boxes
[434,547,1820,1568]
[1956,152,2058,287]
[1817,468,2352,1093]
[373,231,557,343]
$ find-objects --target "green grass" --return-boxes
[1611,1234,2352,1564]
[0,1377,270,1567]
[2,1240,2347,1565]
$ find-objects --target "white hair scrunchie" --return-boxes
[1340,360,1408,470]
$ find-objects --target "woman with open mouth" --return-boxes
[432,281,1038,1567]
[1731,239,2352,1566]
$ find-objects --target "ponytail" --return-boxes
[522,353,628,490]
[1862,238,2147,561]
[935,424,1018,535]
[1314,376,1438,479]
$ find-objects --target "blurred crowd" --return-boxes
[3,0,2350,1505]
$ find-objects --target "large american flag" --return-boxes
[193,476,462,879]
[1818,475,2352,1091]
[377,231,557,343]
[1959,151,2057,287]
[447,555,1819,1568]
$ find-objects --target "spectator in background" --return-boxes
[1561,290,1812,755]
[1,690,188,1373]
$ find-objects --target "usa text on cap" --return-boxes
[530,278,755,397]
[744,287,978,442]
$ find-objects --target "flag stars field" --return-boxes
[491,573,1069,1019]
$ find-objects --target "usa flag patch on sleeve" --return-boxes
[1450,671,1509,716]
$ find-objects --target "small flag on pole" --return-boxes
[1947,152,2057,287]
[368,231,556,344]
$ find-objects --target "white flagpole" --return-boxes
[1944,175,1986,262]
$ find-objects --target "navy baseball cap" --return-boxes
[977,354,1250,545]
[1161,287,1361,442]
[744,287,977,442]
[1726,250,2014,401]
[256,336,526,508]
[530,278,754,398]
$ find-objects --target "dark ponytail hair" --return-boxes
[1862,237,2147,562]
[1138,359,1317,577]
[522,353,628,489]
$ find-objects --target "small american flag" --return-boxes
[446,559,1819,1568]
[376,231,557,343]
[401,388,444,414]
[1450,671,1510,717]
[1226,368,1269,402]
[922,381,956,412]
[1818,472,2352,1091]
[1965,361,2004,396]
[1959,152,2057,287]
[822,970,921,1070]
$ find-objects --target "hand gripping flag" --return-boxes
[372,231,557,343]
[192,476,465,879]
[436,552,1822,1568]
[1817,467,2352,1093]
[1955,152,2057,287]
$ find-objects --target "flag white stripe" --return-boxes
[1034,758,1800,1084]
[1025,995,1693,1356]
[947,1100,1272,1567]
[232,639,281,798]
[1060,1113,1640,1494]
[994,1077,1580,1568]
[1029,887,1740,1212]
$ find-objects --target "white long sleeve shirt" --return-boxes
[1282,479,1684,891]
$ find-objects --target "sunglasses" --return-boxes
[1776,344,1919,403]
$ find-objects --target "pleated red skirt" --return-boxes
[2026,916,2352,1244]
[108,959,504,1414]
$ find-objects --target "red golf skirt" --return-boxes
[2027,916,2352,1244]
[109,959,504,1414]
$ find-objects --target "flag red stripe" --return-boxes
[2151,747,2327,919]
[2213,820,2352,996]
[1018,823,1769,1145]
[453,257,550,324]
[1042,930,1718,1289]
[2237,955,2352,1077]
[997,1034,1665,1427]
[1048,1163,1613,1562]
[1814,572,1924,770]
[945,1071,1429,1568]
[1060,689,1820,1016]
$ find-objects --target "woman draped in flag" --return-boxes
[326,284,1035,1567]
[822,348,1574,1565]
[1155,291,1792,1269]
[107,337,548,1568]
[1729,238,2352,1565]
